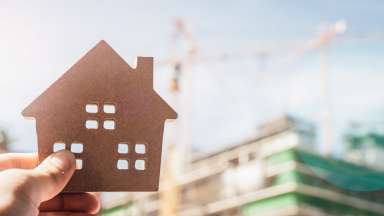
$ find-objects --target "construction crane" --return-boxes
[286,21,351,156]
[159,19,278,215]
[168,19,197,170]
[318,21,348,156]
[280,21,384,155]
[298,20,347,156]
[159,19,197,216]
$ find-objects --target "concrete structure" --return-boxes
[102,116,384,216]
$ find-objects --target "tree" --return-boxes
[0,129,11,152]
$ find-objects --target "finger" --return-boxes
[0,153,38,170]
[39,193,100,214]
[39,213,96,216]
[19,150,75,203]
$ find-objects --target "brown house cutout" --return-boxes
[22,40,177,192]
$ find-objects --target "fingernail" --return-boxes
[49,150,75,172]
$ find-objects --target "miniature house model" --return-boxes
[22,41,177,192]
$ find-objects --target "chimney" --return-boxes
[136,57,153,89]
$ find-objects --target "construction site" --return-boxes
[99,19,384,215]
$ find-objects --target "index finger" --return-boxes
[39,193,100,214]
[0,153,38,170]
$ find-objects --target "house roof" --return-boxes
[22,40,177,120]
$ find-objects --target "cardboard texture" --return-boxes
[22,40,177,192]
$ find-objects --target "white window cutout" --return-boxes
[85,104,98,113]
[53,143,65,152]
[118,143,129,154]
[103,120,115,130]
[117,159,129,170]
[135,160,146,170]
[103,104,116,114]
[135,144,146,154]
[71,143,83,153]
[85,120,98,129]
[76,159,83,170]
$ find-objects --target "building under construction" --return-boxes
[102,116,384,216]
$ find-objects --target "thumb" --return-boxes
[23,150,75,202]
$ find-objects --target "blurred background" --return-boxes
[1,0,384,215]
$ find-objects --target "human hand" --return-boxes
[0,150,100,216]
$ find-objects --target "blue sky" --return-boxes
[0,0,384,154]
